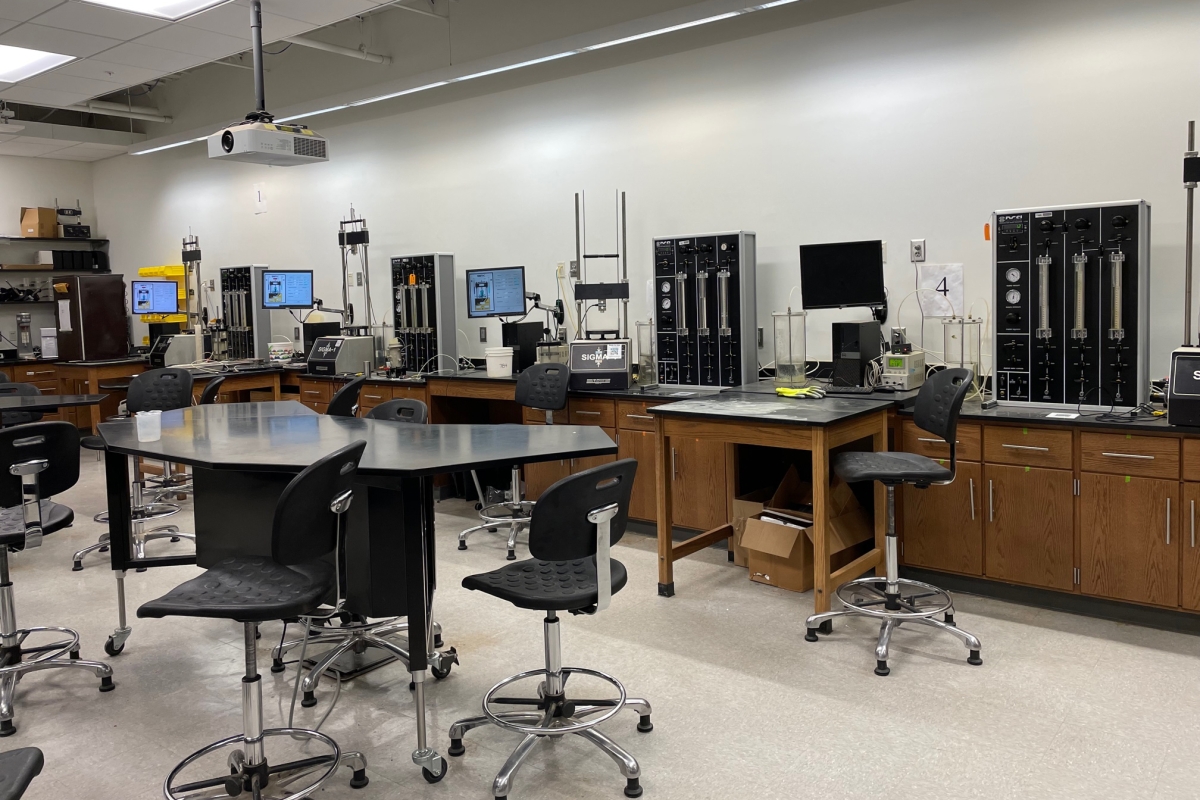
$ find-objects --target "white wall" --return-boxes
[92,0,1200,376]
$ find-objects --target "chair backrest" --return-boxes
[327,376,366,418]
[272,440,367,565]
[198,375,226,405]
[515,362,569,413]
[528,459,637,561]
[127,368,195,413]
[0,422,80,507]
[913,367,974,469]
[0,384,43,427]
[0,372,9,383]
[366,398,428,424]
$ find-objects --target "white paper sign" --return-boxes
[253,182,267,215]
[57,300,72,332]
[917,263,965,318]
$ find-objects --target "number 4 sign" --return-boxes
[917,263,964,317]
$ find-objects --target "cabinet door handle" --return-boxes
[575,410,601,416]
[988,479,994,522]
[969,478,975,520]
[626,414,654,420]
[1100,452,1154,460]
[1166,497,1172,545]
[1191,499,1195,549]
[917,437,959,444]
[1001,443,1049,452]
[672,447,678,479]
[304,390,321,396]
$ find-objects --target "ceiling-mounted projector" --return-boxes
[207,0,327,167]
[207,121,327,166]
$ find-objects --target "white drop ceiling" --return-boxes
[0,0,395,116]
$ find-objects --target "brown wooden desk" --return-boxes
[56,359,146,433]
[651,394,893,614]
[191,370,281,403]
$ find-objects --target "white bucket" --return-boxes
[136,410,162,442]
[485,346,514,378]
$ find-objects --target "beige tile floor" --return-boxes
[6,453,1200,799]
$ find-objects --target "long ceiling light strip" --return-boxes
[133,0,803,154]
[78,0,233,22]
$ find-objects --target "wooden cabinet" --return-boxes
[984,463,1074,591]
[13,363,59,421]
[1182,483,1200,611]
[670,436,727,532]
[983,425,1073,470]
[903,461,982,575]
[571,427,618,474]
[1080,433,1179,480]
[569,397,616,428]
[524,458,571,499]
[298,378,334,412]
[618,428,657,521]
[1080,474,1179,607]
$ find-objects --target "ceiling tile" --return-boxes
[0,0,64,23]
[89,40,205,70]
[0,22,120,57]
[134,21,245,57]
[33,2,168,40]
[252,0,375,26]
[0,83,92,105]
[179,2,302,41]
[53,56,159,84]
[19,68,123,97]
[0,139,72,156]
[0,18,22,34]
[45,142,120,159]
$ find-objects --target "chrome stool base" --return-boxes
[460,466,533,560]
[74,479,192,571]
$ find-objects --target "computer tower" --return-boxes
[302,321,341,359]
[502,321,543,374]
[831,321,882,387]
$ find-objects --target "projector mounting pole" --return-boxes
[247,0,272,122]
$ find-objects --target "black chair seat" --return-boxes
[463,558,627,612]
[137,557,334,623]
[834,451,951,486]
[0,502,72,546]
[80,435,105,451]
[0,747,43,800]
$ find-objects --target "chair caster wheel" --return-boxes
[350,769,369,789]
[506,551,516,561]
[804,628,819,642]
[625,777,643,798]
[301,691,317,708]
[99,676,115,692]
[135,567,147,573]
[409,681,415,691]
[431,663,452,680]
[819,620,833,635]
[944,612,956,626]
[104,637,124,657]
[434,634,444,648]
[968,650,982,666]
[99,545,109,553]
[448,738,465,757]
[422,761,448,784]
[458,542,467,551]
[270,658,285,674]
[637,715,653,733]
[70,649,80,660]
[0,720,14,737]
[72,561,83,572]
[875,660,890,677]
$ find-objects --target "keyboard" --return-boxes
[825,385,874,395]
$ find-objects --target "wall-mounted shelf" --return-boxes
[0,270,111,276]
[0,237,109,245]
[0,302,53,307]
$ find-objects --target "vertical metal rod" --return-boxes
[621,191,628,339]
[1186,121,1197,345]
[574,193,582,340]
[250,0,266,114]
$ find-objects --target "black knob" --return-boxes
[1074,217,1091,230]
[1006,312,1021,324]
[1008,237,1020,252]
[1039,219,1055,232]
[1112,214,1128,229]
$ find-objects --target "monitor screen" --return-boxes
[262,270,314,309]
[799,240,886,310]
[466,266,526,318]
[131,280,179,315]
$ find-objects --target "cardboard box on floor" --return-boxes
[20,208,57,239]
[740,464,874,592]
[731,487,774,567]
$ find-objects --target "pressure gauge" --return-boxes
[661,297,672,310]
[661,281,671,293]
[1005,268,1021,283]
[1005,289,1021,305]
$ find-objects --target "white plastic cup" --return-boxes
[485,346,514,378]
[136,410,162,442]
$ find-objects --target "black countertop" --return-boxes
[0,393,105,411]
[904,401,1194,434]
[99,401,619,476]
[58,357,147,367]
[648,391,893,427]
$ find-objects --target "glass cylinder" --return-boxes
[773,309,808,386]
[635,321,658,388]
[942,317,982,380]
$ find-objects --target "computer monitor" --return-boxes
[261,269,314,310]
[466,266,527,319]
[798,240,886,310]
[131,280,179,315]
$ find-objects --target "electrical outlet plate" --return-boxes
[910,239,926,262]
[294,327,300,340]
[569,260,580,279]
[479,327,487,343]
[757,327,764,348]
[881,241,887,263]
[356,272,363,286]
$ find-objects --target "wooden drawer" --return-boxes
[569,398,615,427]
[1183,439,1200,482]
[392,385,426,402]
[617,401,663,432]
[27,380,58,394]
[983,425,1073,470]
[15,366,55,383]
[299,381,332,404]
[1081,433,1180,479]
[358,386,392,406]
[523,406,568,425]
[903,420,981,462]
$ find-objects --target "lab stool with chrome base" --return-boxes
[136,441,369,800]
[460,363,569,560]
[449,460,652,800]
[805,368,982,676]
[0,423,114,736]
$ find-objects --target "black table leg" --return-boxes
[104,452,133,656]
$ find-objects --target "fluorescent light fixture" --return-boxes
[133,0,804,152]
[131,136,204,155]
[78,0,233,21]
[0,45,73,83]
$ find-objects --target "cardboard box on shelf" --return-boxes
[731,487,774,567]
[19,208,57,239]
